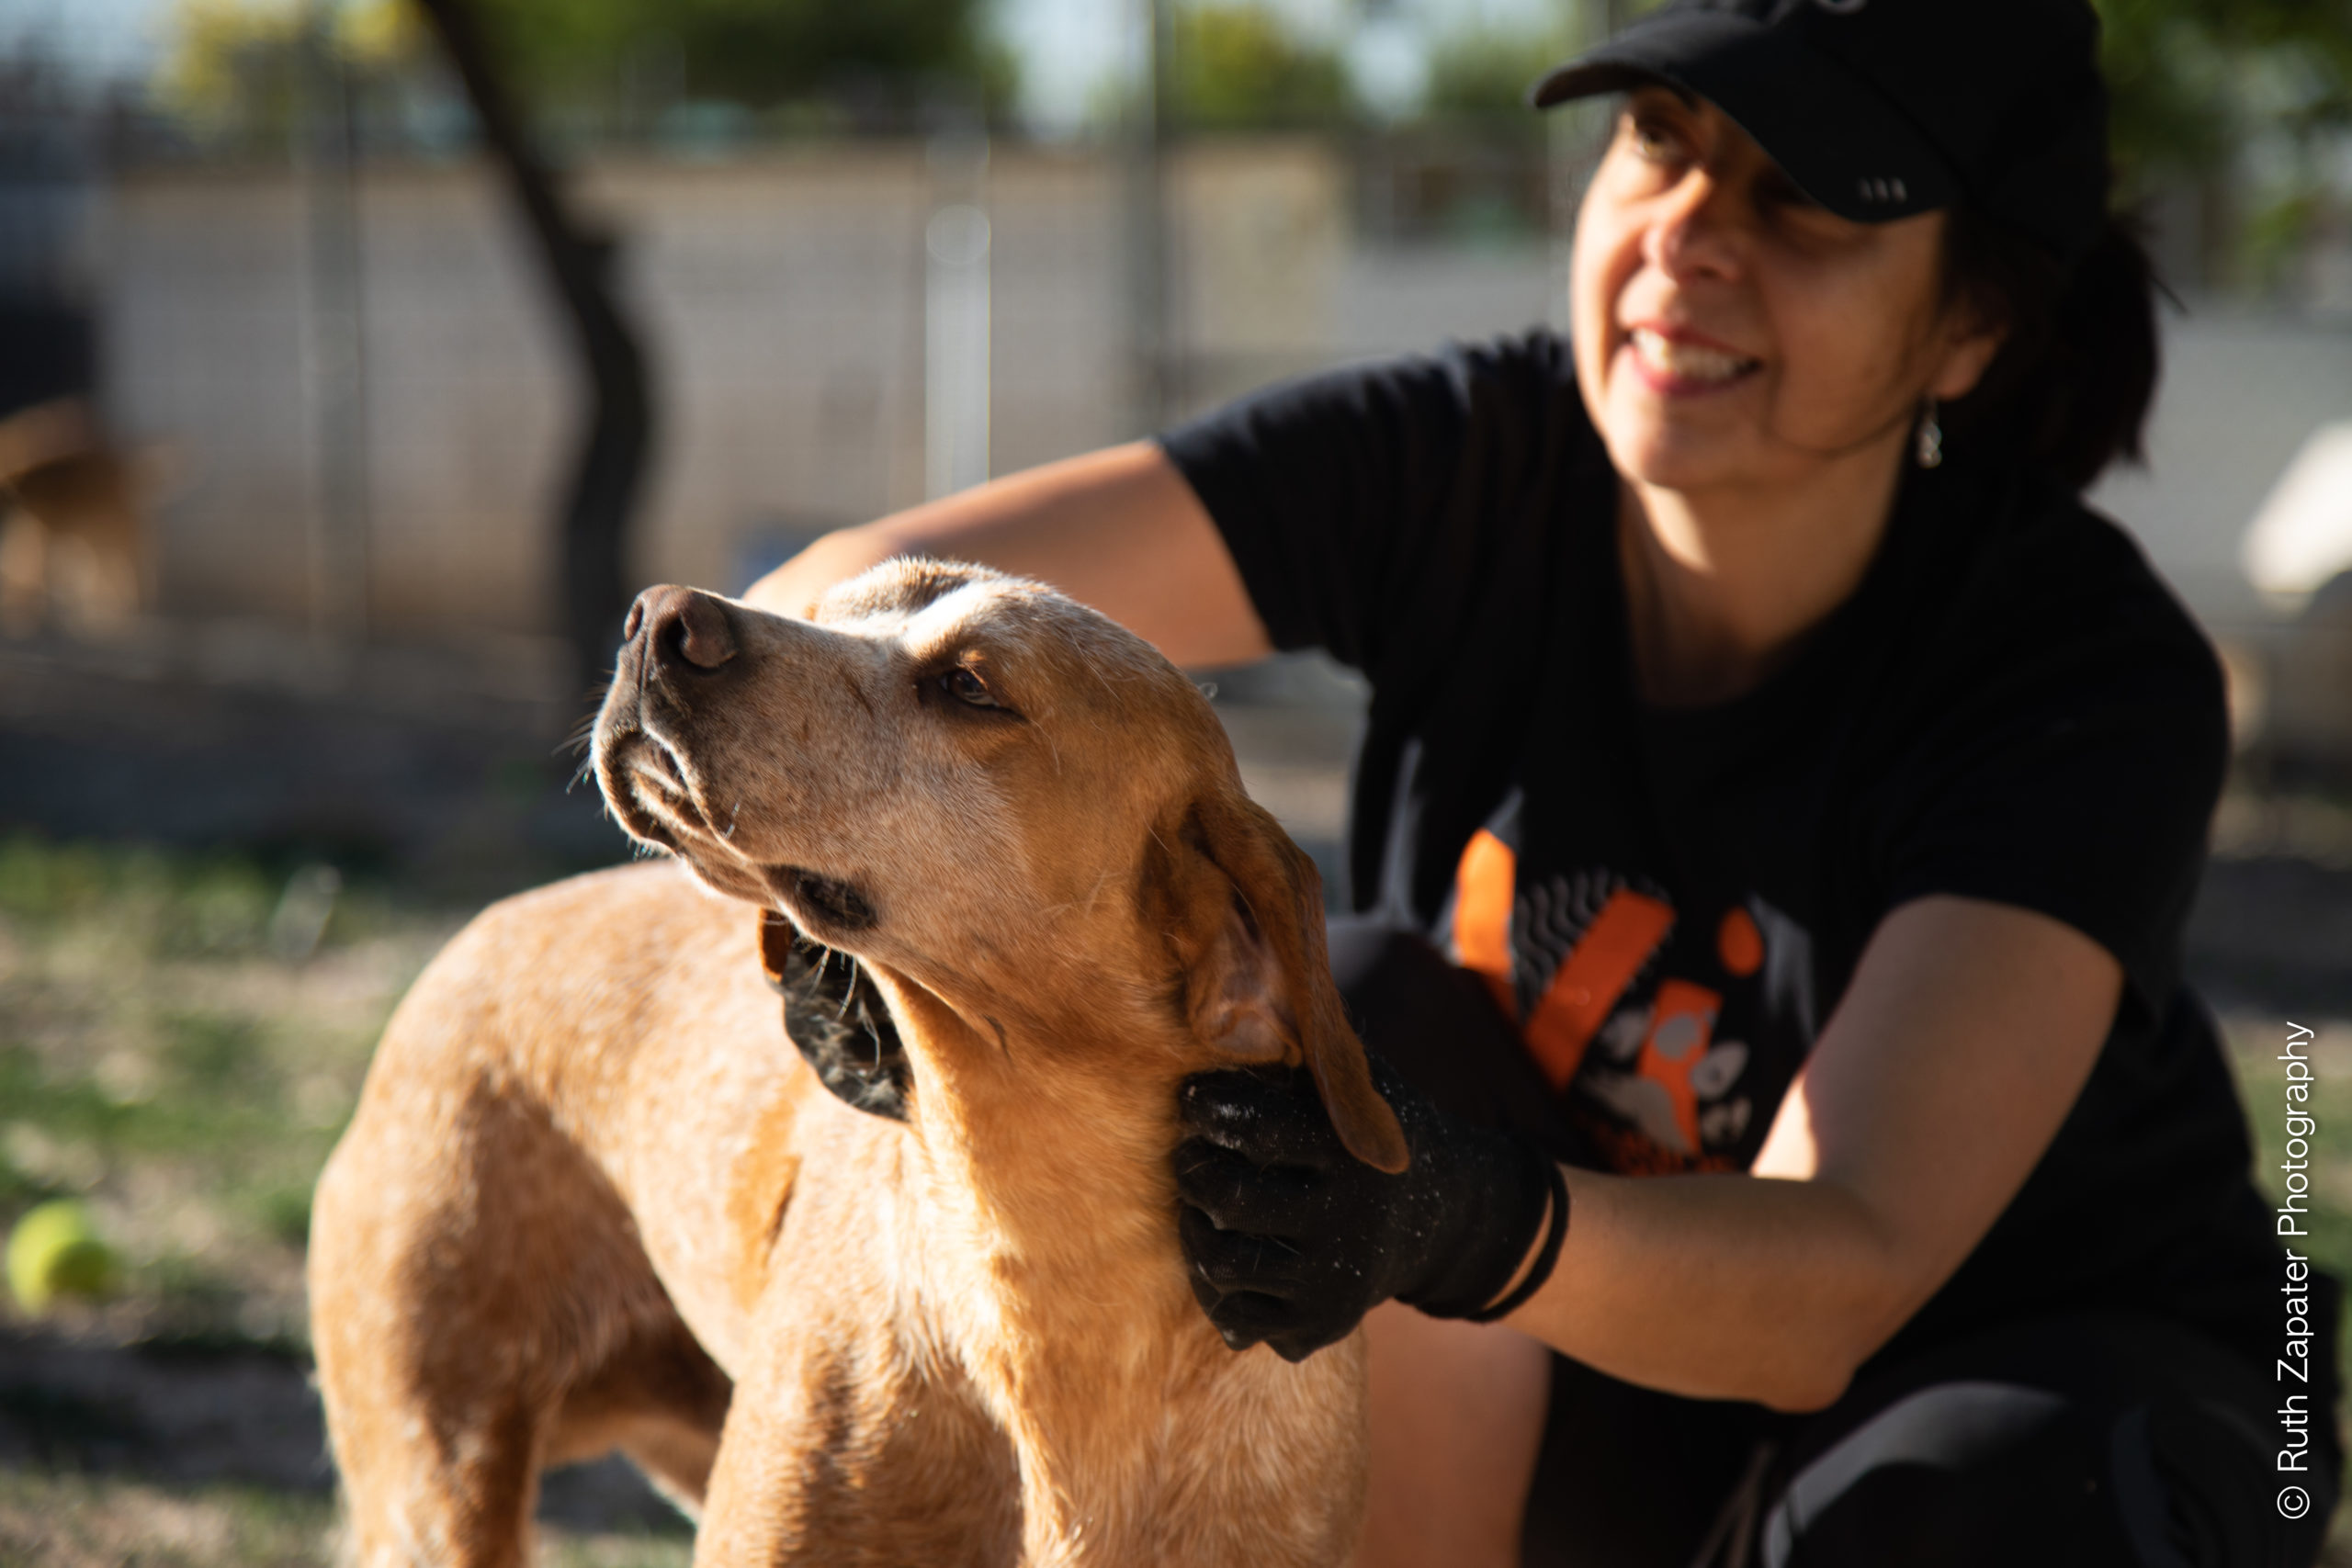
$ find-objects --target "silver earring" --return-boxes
[1916,398,1943,469]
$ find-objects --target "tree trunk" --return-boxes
[411,0,653,702]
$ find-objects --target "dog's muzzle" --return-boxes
[593,584,745,850]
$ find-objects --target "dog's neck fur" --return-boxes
[876,975,1367,1568]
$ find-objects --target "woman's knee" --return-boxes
[1353,1302,1551,1568]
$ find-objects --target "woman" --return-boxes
[750,0,2339,1561]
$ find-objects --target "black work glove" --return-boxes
[1172,1051,1566,1363]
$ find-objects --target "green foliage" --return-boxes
[158,0,426,148]
[2096,0,2352,190]
[1420,25,1566,133]
[2093,0,2352,292]
[157,0,303,141]
[2243,186,2331,291]
[156,0,1019,145]
[467,0,1016,116]
[1169,2,1352,132]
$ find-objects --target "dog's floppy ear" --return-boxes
[1169,788,1409,1174]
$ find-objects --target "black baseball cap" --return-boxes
[1529,0,2110,266]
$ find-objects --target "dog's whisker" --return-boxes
[820,946,857,1022]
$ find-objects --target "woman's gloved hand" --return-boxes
[1172,1051,1568,1362]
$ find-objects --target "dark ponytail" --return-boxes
[1939,209,2163,493]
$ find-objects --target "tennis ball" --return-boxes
[6,1199,120,1314]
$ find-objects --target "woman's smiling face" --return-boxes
[1571,86,2001,496]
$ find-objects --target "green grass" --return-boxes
[0,1471,691,1568]
[0,835,691,1563]
[0,833,460,1345]
[0,1470,334,1568]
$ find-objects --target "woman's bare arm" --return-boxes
[741,441,1274,670]
[1500,894,2122,1412]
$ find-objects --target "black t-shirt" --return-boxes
[1159,328,2303,1383]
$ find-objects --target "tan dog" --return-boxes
[0,397,147,633]
[309,560,1409,1567]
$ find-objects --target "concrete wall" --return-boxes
[97,141,1350,639]
[90,141,2352,737]
[2090,308,2352,637]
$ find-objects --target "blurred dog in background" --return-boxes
[0,397,147,634]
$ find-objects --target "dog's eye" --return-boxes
[940,666,999,708]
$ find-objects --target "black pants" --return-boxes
[1327,920,2343,1568]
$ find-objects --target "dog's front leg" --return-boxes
[694,1290,1019,1567]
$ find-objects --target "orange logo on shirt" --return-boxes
[1453,829,1519,1021]
[1451,834,1752,1172]
[1523,887,1674,1091]
[1634,978,1720,1153]
[1453,831,1677,1089]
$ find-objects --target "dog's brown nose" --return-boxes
[626,584,738,672]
